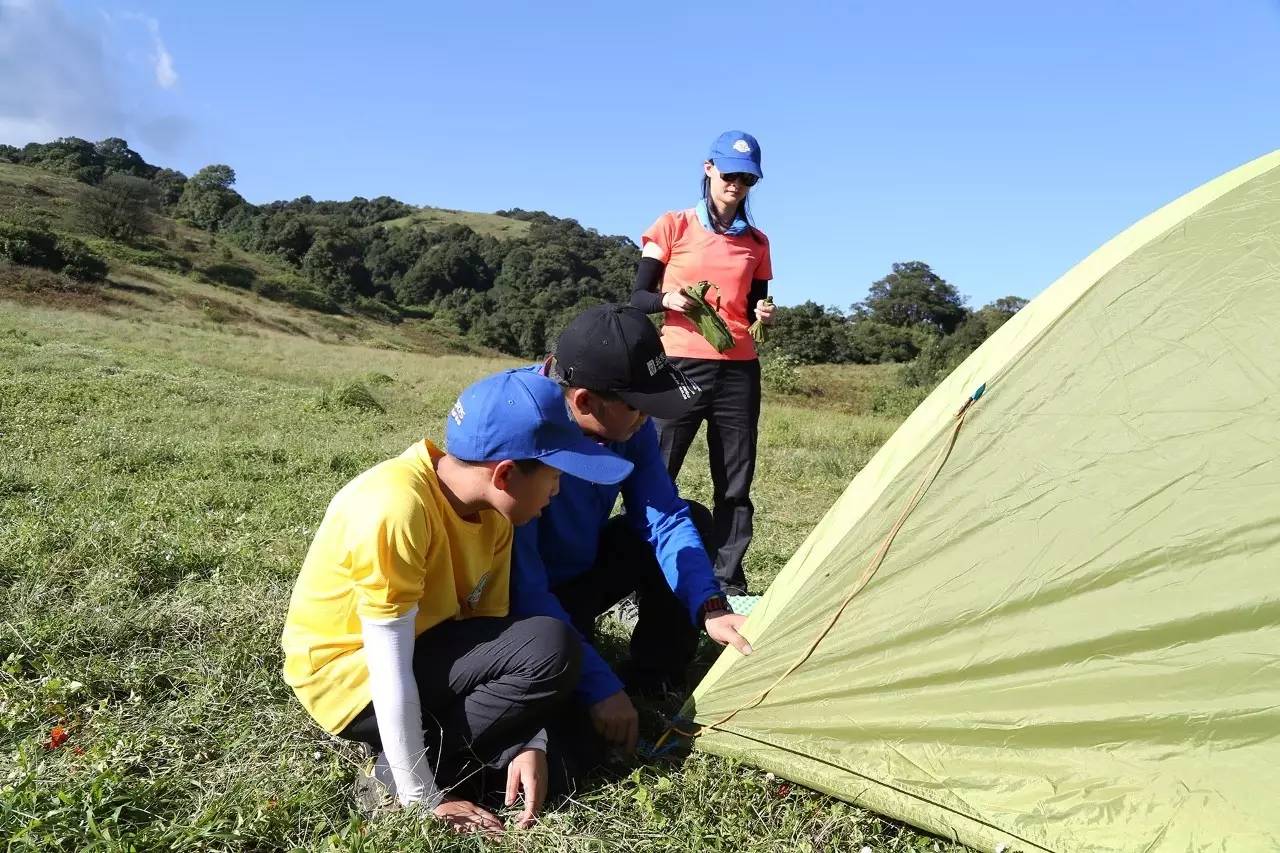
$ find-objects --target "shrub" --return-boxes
[199,263,256,289]
[760,352,805,396]
[319,381,385,414]
[0,222,107,282]
[897,337,951,389]
[250,277,288,301]
[0,220,62,269]
[870,380,930,417]
[55,236,108,282]
[85,239,191,272]
[352,296,401,324]
[249,276,341,314]
[0,261,87,294]
[284,287,342,314]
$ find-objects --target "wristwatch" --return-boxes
[697,594,732,625]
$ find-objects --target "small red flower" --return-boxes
[44,725,70,750]
[776,783,792,797]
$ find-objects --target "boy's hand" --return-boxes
[705,611,753,655]
[432,795,503,834]
[505,747,547,829]
[589,689,639,753]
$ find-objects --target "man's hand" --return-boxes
[704,610,753,655]
[662,290,698,314]
[504,747,547,829]
[754,298,776,325]
[432,795,504,834]
[589,689,639,753]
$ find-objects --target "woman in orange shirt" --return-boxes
[630,130,776,598]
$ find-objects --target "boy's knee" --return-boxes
[518,616,581,693]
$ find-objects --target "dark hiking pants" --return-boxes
[655,357,762,594]
[551,501,715,689]
[339,615,582,804]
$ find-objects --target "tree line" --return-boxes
[2,137,1026,367]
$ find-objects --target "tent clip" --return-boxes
[956,383,986,418]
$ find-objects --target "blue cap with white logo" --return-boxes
[446,369,633,485]
[708,130,763,179]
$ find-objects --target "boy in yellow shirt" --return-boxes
[282,369,631,833]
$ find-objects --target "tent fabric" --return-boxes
[684,150,1280,853]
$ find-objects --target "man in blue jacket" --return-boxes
[511,304,753,754]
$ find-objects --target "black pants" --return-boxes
[339,615,582,803]
[655,358,761,594]
[551,501,714,687]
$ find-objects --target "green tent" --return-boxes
[684,150,1280,852]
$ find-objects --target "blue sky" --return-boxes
[4,0,1280,309]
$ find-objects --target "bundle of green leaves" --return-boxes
[749,295,773,343]
[681,280,735,353]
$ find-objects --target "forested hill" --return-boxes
[1,136,1025,373]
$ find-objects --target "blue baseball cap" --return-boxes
[708,130,763,179]
[445,369,633,485]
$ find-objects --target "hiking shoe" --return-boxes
[352,747,400,816]
[615,660,686,699]
[609,594,640,630]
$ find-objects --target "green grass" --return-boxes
[380,208,532,240]
[0,294,962,852]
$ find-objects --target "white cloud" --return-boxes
[131,13,178,89]
[0,0,124,142]
[0,1,188,151]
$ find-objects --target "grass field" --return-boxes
[0,282,961,851]
[379,208,533,241]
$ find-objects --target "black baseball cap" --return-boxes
[553,304,702,419]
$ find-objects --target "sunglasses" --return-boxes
[719,171,759,187]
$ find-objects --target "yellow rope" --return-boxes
[658,388,984,750]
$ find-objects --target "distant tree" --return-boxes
[989,295,1029,315]
[397,241,489,303]
[261,214,313,265]
[346,195,415,226]
[859,261,968,334]
[94,138,154,179]
[765,301,851,364]
[189,164,236,192]
[365,225,435,290]
[302,228,372,301]
[214,203,259,239]
[78,174,161,241]
[844,319,931,364]
[151,168,187,207]
[21,137,104,183]
[177,164,243,230]
[941,294,1029,363]
[900,294,1029,388]
[0,144,19,163]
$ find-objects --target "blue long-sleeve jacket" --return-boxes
[509,373,720,705]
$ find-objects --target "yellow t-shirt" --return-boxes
[281,439,512,734]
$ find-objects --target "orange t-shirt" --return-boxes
[641,208,773,361]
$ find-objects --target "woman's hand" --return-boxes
[505,747,548,829]
[432,795,504,834]
[662,290,697,314]
[754,298,776,325]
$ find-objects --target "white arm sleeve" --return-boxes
[361,608,441,808]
